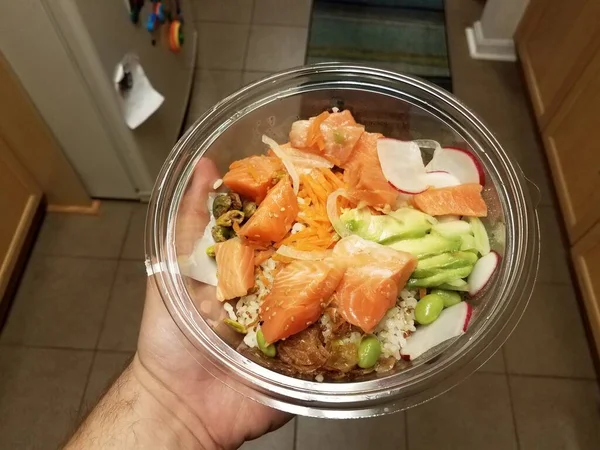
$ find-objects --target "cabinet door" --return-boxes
[516,0,600,127]
[572,222,600,357]
[543,48,600,242]
[0,135,41,299]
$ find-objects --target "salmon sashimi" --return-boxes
[319,110,365,166]
[412,183,488,217]
[222,155,283,203]
[214,237,255,301]
[260,259,346,344]
[289,111,330,151]
[343,132,398,207]
[332,236,417,333]
[238,177,299,244]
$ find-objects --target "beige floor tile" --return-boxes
[478,347,506,373]
[510,376,600,450]
[191,0,254,23]
[187,69,243,121]
[197,22,249,70]
[80,351,133,416]
[537,206,572,284]
[1,256,117,349]
[97,262,146,352]
[121,202,148,260]
[504,283,595,378]
[297,413,406,450]
[241,419,295,450]
[33,201,132,258]
[407,373,517,450]
[0,347,93,449]
[253,0,312,27]
[242,70,273,85]
[245,26,308,72]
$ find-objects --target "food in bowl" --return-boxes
[179,109,499,381]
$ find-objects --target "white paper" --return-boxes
[114,54,164,130]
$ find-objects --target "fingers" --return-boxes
[176,158,220,255]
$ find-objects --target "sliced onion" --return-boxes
[276,245,333,260]
[282,146,333,170]
[262,135,300,194]
[327,189,353,238]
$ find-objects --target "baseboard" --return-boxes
[466,20,517,62]
[46,199,102,215]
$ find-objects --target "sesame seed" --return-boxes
[280,207,285,211]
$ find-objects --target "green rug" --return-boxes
[306,0,452,91]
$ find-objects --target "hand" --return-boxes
[135,159,291,449]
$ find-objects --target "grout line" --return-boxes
[76,349,98,416]
[34,253,123,262]
[504,373,522,450]
[404,409,410,450]
[194,19,309,30]
[117,204,136,260]
[507,372,598,382]
[293,417,298,450]
[241,0,257,71]
[0,342,96,353]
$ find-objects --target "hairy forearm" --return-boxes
[66,356,217,450]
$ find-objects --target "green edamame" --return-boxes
[431,289,462,308]
[358,335,381,369]
[415,293,444,325]
[257,329,276,358]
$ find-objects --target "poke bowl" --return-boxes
[146,64,540,418]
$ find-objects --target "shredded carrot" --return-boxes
[254,248,275,266]
[247,165,260,182]
[307,111,329,150]
[232,221,242,235]
[419,288,427,299]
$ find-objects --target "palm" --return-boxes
[137,159,290,449]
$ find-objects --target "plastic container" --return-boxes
[146,64,539,418]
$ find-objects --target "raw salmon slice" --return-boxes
[412,183,488,217]
[332,236,417,333]
[260,259,346,344]
[343,132,398,207]
[222,155,282,203]
[319,110,365,165]
[289,111,330,151]
[214,237,255,301]
[238,177,299,244]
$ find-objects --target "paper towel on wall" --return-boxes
[114,54,164,130]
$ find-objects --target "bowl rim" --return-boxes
[146,63,540,418]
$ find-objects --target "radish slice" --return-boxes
[468,251,500,296]
[276,245,333,260]
[423,171,461,188]
[401,302,472,360]
[377,138,428,194]
[426,147,485,185]
[327,189,354,238]
[262,135,300,194]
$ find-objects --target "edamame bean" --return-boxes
[358,335,381,369]
[431,289,462,308]
[415,293,444,325]
[257,329,276,357]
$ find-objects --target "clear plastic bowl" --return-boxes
[146,64,540,418]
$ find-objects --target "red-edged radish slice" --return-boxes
[400,302,472,360]
[377,138,428,194]
[423,170,461,188]
[468,251,500,296]
[426,147,485,185]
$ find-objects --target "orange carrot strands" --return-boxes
[254,248,275,266]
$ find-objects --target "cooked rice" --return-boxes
[374,289,417,360]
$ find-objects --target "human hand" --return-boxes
[135,159,291,448]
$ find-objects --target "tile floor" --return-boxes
[1,0,599,449]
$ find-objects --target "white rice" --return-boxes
[225,256,278,348]
[212,178,223,189]
[374,289,418,360]
[291,222,306,234]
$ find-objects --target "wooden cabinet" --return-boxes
[0,135,41,301]
[517,0,600,359]
[572,222,600,354]
[516,0,600,127]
